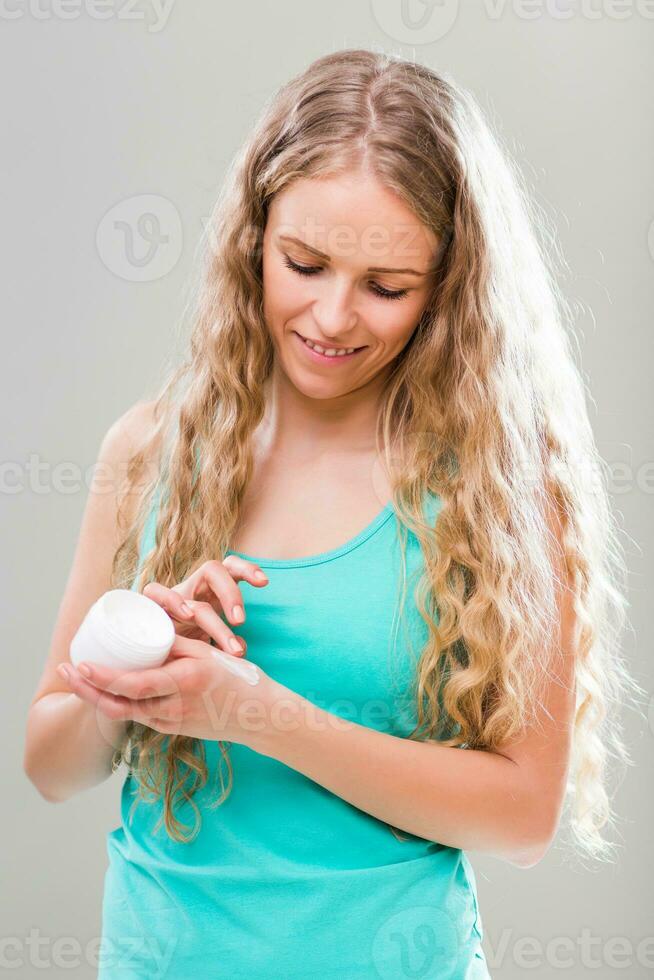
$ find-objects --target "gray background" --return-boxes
[3,2,653,977]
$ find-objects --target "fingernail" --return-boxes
[78,663,92,678]
[254,570,268,581]
[180,602,193,616]
[232,605,245,623]
[58,665,71,681]
[229,637,244,653]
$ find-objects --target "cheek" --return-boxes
[263,266,306,324]
[370,302,423,352]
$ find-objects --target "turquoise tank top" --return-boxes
[98,491,489,979]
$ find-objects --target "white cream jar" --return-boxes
[69,587,261,686]
[70,589,175,672]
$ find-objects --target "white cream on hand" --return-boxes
[211,648,261,686]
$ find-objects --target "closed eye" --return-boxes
[282,255,410,301]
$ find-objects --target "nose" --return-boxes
[312,277,358,339]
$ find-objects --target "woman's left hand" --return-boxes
[57,633,276,745]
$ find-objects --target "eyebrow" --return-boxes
[277,234,433,277]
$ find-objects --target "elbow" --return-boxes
[35,785,68,805]
[509,842,549,870]
[25,771,69,805]
[23,752,68,805]
[508,815,557,869]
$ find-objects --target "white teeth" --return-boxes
[302,336,356,357]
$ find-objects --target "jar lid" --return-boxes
[98,589,175,663]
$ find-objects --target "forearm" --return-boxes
[250,683,546,867]
[24,692,127,803]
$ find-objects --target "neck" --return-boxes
[255,361,392,462]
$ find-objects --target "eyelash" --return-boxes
[282,256,410,301]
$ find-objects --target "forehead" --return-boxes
[266,173,439,266]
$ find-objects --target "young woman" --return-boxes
[25,49,642,979]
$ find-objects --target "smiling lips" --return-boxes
[294,331,366,361]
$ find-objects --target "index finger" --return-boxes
[190,556,269,624]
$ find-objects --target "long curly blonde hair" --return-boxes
[110,49,645,862]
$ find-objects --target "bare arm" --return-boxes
[23,399,160,803]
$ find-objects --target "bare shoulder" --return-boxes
[102,397,162,468]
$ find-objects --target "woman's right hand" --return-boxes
[142,557,269,658]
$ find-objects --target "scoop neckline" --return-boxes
[225,500,395,569]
